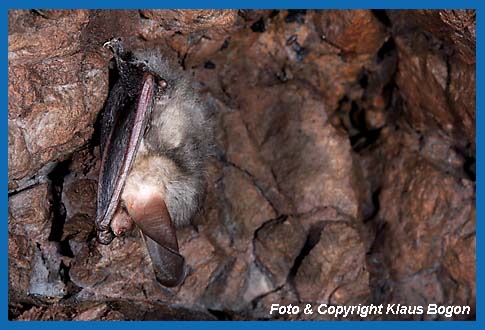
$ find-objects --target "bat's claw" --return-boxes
[103,37,124,57]
[97,229,115,245]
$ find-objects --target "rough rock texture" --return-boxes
[8,10,108,192]
[8,10,475,320]
[387,9,476,154]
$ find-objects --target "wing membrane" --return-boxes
[96,73,155,243]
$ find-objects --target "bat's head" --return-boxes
[103,37,179,98]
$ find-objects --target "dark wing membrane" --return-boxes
[96,73,156,241]
[99,79,126,154]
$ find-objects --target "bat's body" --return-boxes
[96,39,211,287]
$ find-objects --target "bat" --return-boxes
[95,38,212,287]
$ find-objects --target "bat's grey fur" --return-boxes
[121,50,213,228]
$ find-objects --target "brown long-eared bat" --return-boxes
[95,38,212,287]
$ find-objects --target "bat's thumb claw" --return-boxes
[103,37,124,56]
[97,229,115,245]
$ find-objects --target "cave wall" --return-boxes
[8,9,475,320]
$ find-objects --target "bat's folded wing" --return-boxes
[96,73,155,243]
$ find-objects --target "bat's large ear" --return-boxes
[126,194,186,287]
[142,234,185,287]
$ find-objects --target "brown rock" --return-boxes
[8,10,108,188]
[372,146,475,318]
[198,256,249,311]
[8,121,31,182]
[101,300,216,320]
[394,35,453,134]
[254,216,307,288]
[177,232,222,305]
[15,300,215,320]
[16,305,73,321]
[388,10,475,64]
[69,234,174,302]
[140,10,238,34]
[389,9,475,150]
[315,10,388,54]
[8,10,89,62]
[222,166,277,243]
[61,176,97,242]
[222,110,290,214]
[242,83,360,217]
[448,59,476,149]
[295,222,369,306]
[8,184,67,301]
[73,303,109,320]
[252,285,301,320]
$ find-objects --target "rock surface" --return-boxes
[8,10,475,320]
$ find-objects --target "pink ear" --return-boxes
[126,194,186,287]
